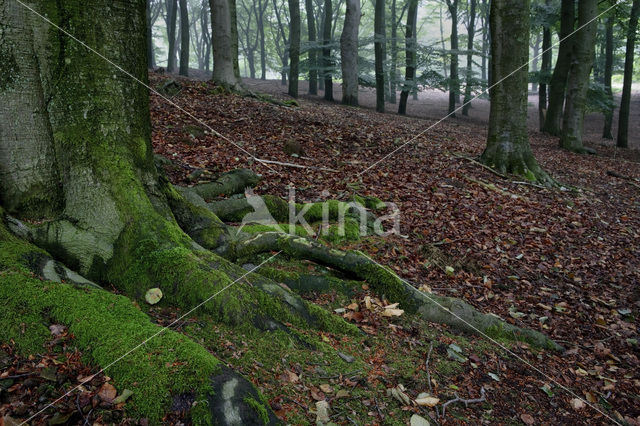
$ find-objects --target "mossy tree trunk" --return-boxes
[480,0,551,184]
[340,0,360,106]
[559,0,598,153]
[617,0,640,148]
[543,0,575,136]
[210,0,242,88]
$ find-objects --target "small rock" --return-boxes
[315,400,331,425]
[145,288,163,305]
[410,414,431,426]
[338,352,355,363]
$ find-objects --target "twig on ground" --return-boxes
[425,342,434,395]
[256,158,339,172]
[441,387,487,418]
[606,170,640,189]
[450,152,508,179]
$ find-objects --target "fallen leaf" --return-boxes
[520,413,535,425]
[570,398,585,410]
[98,382,117,402]
[415,396,440,407]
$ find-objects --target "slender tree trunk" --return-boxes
[439,2,448,79]
[411,5,419,100]
[462,0,476,116]
[531,32,541,93]
[289,0,301,98]
[480,0,488,82]
[602,14,614,139]
[322,0,333,100]
[389,0,398,104]
[167,0,178,72]
[543,0,575,135]
[539,0,552,131]
[374,0,386,112]
[179,0,190,76]
[202,0,212,72]
[560,0,598,152]
[398,0,418,115]
[210,0,242,88]
[259,0,267,80]
[447,0,459,115]
[481,0,550,183]
[617,0,640,148]
[305,0,318,93]
[147,0,156,68]
[340,0,361,106]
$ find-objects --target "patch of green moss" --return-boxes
[243,397,269,425]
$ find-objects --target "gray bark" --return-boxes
[446,0,459,115]
[167,0,178,72]
[322,0,333,100]
[560,0,598,152]
[374,0,385,112]
[179,0,190,76]
[340,0,360,106]
[288,0,301,97]
[305,0,318,93]
[602,14,614,140]
[617,0,640,148]
[398,0,418,115]
[462,0,476,116]
[210,0,242,88]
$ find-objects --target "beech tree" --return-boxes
[445,0,459,116]
[305,0,319,94]
[210,0,242,88]
[179,0,190,76]
[167,0,179,72]
[538,0,553,131]
[288,0,301,97]
[602,13,614,140]
[322,0,334,100]
[374,0,386,112]
[398,0,418,115]
[340,0,361,106]
[462,0,477,116]
[481,0,551,184]
[559,0,598,153]
[543,0,574,136]
[617,0,640,148]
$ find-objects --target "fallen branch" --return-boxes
[257,158,339,172]
[441,387,487,417]
[607,170,640,189]
[451,152,508,179]
[425,342,434,395]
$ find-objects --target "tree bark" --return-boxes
[480,0,488,83]
[179,0,190,76]
[340,0,360,106]
[559,0,598,152]
[288,0,301,98]
[398,0,418,115]
[539,1,552,132]
[462,0,476,116]
[602,14,614,139]
[210,0,243,88]
[374,0,386,112]
[322,0,334,101]
[543,0,575,136]
[531,32,541,93]
[167,0,178,72]
[617,0,640,148]
[389,0,398,104]
[481,0,551,184]
[446,0,459,116]
[147,0,156,68]
[305,0,318,93]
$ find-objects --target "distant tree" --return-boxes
[210,0,243,88]
[167,0,178,72]
[289,0,301,97]
[602,13,614,139]
[374,0,386,112]
[322,0,334,100]
[340,0,361,106]
[147,0,159,69]
[617,0,640,148]
[560,0,598,152]
[179,0,190,76]
[543,0,574,136]
[398,0,418,115]
[462,0,477,116]
[305,0,319,94]
[481,0,551,184]
[538,0,553,131]
[445,0,460,115]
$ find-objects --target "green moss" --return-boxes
[0,268,219,423]
[243,397,269,425]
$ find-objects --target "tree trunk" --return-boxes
[167,0,178,72]
[258,0,267,79]
[179,0,190,76]
[439,2,448,79]
[481,0,551,184]
[322,0,334,101]
[543,0,575,136]
[398,0,418,115]
[389,0,398,104]
[447,0,459,116]
[462,0,476,116]
[374,0,385,112]
[289,0,301,98]
[480,0,488,82]
[340,0,360,106]
[531,32,541,93]
[539,0,552,132]
[560,0,598,152]
[602,14,614,139]
[617,0,640,148]
[305,0,318,93]
[147,0,156,68]
[210,0,242,88]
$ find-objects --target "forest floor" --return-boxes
[2,73,639,425]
